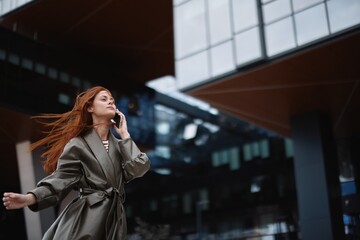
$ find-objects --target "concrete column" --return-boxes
[31,147,57,236]
[291,113,344,240]
[16,141,57,239]
[15,141,42,240]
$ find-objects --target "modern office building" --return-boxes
[0,0,359,240]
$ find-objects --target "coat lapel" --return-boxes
[83,129,116,186]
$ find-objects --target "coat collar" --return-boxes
[82,128,118,186]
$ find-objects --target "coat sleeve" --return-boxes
[118,137,151,183]
[28,139,83,212]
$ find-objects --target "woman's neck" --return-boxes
[94,124,109,140]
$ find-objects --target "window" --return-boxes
[21,58,33,70]
[327,0,360,33]
[58,93,70,105]
[35,62,46,75]
[174,0,208,59]
[294,3,329,45]
[260,139,270,158]
[59,72,70,83]
[48,67,58,80]
[292,0,323,12]
[285,138,294,158]
[262,0,292,24]
[265,17,296,56]
[210,40,235,77]
[176,50,210,89]
[231,0,258,33]
[8,53,20,65]
[208,0,232,45]
[234,27,262,66]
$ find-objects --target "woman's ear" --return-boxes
[87,106,93,113]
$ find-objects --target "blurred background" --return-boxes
[0,0,359,239]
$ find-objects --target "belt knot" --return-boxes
[79,187,123,207]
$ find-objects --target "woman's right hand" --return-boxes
[3,192,36,210]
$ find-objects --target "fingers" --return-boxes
[3,192,13,209]
[115,110,127,126]
[3,192,22,209]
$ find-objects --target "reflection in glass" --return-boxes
[176,50,210,89]
[292,0,323,12]
[156,121,171,135]
[262,0,292,24]
[265,17,296,56]
[183,123,198,140]
[174,0,208,59]
[294,3,329,46]
[210,41,235,77]
[327,0,360,33]
[234,27,262,66]
[208,0,232,45]
[155,146,171,159]
[231,0,258,33]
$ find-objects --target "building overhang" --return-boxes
[187,30,360,138]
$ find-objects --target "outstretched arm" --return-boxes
[3,192,36,210]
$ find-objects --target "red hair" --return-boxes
[31,86,111,174]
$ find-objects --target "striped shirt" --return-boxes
[102,140,109,152]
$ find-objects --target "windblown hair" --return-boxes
[31,86,110,174]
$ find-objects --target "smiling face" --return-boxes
[88,90,116,123]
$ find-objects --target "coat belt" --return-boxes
[79,187,124,206]
[79,187,124,240]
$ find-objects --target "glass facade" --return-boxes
[0,28,106,114]
[174,0,360,90]
[0,0,33,16]
[120,92,301,238]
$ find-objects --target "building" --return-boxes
[0,0,359,239]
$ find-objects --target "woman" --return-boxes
[2,86,151,240]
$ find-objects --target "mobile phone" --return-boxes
[111,113,121,128]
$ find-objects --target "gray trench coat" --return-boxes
[28,129,151,240]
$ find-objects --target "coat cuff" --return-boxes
[27,186,58,212]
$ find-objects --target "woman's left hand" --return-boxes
[113,110,131,139]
